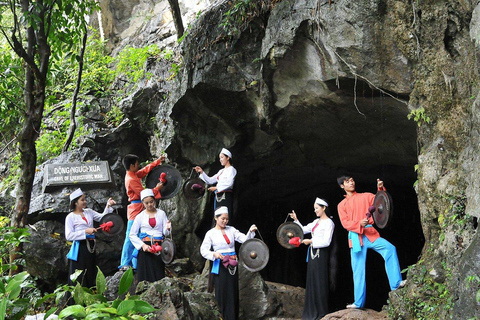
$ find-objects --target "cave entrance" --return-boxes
[171,77,423,312]
[229,79,424,312]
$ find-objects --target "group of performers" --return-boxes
[64,147,406,320]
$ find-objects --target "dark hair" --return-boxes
[123,154,139,171]
[69,196,82,211]
[337,175,352,187]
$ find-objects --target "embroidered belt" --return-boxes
[130,200,141,204]
[211,252,236,274]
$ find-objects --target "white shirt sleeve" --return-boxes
[161,210,171,237]
[200,230,215,261]
[129,212,144,250]
[199,171,220,185]
[88,205,114,223]
[232,226,255,243]
[294,219,315,234]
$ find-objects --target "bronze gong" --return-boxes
[145,164,183,200]
[161,238,176,264]
[373,190,393,229]
[97,213,124,236]
[182,177,206,200]
[276,222,304,249]
[239,238,269,272]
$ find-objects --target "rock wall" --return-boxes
[21,0,480,318]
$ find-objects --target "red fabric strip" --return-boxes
[222,230,230,244]
[149,217,156,228]
[311,221,319,233]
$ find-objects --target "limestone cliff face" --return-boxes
[25,0,480,318]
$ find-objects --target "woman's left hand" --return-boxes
[208,186,217,192]
[302,239,312,245]
[106,198,116,207]
[249,224,257,233]
[166,220,171,230]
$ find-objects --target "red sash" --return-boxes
[221,229,230,244]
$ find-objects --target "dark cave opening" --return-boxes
[172,79,424,312]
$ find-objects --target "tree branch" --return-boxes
[63,25,87,152]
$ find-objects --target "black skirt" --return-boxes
[212,264,239,320]
[302,247,329,320]
[215,191,233,215]
[136,243,165,283]
[68,240,97,288]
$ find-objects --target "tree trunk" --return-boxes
[167,0,184,38]
[10,0,49,274]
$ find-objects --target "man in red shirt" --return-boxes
[337,175,405,309]
[119,154,164,270]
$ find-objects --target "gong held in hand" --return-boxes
[373,190,394,229]
[239,227,269,272]
[276,219,304,249]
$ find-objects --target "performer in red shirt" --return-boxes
[337,175,405,309]
[119,154,164,270]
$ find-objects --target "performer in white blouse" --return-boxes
[65,188,116,288]
[289,198,335,320]
[200,206,257,320]
[129,188,171,282]
[195,148,237,215]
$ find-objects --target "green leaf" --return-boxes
[96,266,106,295]
[132,300,155,314]
[112,299,122,309]
[87,306,118,315]
[116,300,135,316]
[118,268,133,295]
[73,282,85,305]
[0,280,5,294]
[7,281,22,300]
[85,312,110,320]
[34,292,55,308]
[44,307,58,320]
[59,305,86,319]
[0,297,7,320]
[70,269,83,283]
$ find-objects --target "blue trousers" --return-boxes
[351,235,402,308]
[119,220,137,269]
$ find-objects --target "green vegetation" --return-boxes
[0,222,155,319]
[220,0,270,37]
[0,27,167,192]
[392,261,453,319]
[407,107,431,127]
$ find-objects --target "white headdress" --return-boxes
[215,206,229,216]
[69,188,83,201]
[221,148,232,158]
[315,198,328,207]
[141,188,155,200]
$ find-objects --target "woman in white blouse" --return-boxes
[129,188,171,282]
[195,148,237,215]
[289,198,335,320]
[200,206,257,320]
[65,188,116,288]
